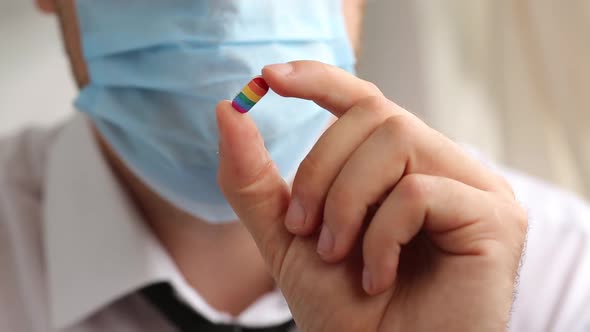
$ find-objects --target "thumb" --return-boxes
[216,100,293,278]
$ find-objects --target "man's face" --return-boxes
[36,0,366,52]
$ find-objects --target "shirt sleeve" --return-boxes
[504,169,590,332]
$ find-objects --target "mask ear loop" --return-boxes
[56,0,90,89]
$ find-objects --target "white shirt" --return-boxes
[0,114,291,332]
[0,113,589,331]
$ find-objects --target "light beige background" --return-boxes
[364,0,590,200]
[0,0,75,136]
[1,0,588,199]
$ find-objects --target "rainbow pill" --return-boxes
[231,76,269,113]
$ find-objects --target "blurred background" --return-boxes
[0,1,74,134]
[1,0,588,200]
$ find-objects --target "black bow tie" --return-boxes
[141,283,295,332]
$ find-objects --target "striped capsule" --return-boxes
[231,76,269,113]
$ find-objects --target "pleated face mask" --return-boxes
[73,0,356,223]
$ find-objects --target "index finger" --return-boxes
[264,62,513,197]
[262,60,383,118]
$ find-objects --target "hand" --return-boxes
[216,61,527,332]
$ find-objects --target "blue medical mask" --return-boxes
[74,0,356,223]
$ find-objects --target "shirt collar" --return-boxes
[43,114,291,329]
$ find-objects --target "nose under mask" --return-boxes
[74,0,356,223]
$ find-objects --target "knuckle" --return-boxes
[489,196,529,243]
[222,164,290,224]
[352,94,410,124]
[234,160,277,195]
[357,94,387,112]
[380,113,418,141]
[346,95,391,123]
[397,174,429,204]
[363,80,383,97]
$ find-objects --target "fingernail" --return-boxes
[264,63,294,76]
[362,267,372,293]
[285,197,305,231]
[317,225,334,256]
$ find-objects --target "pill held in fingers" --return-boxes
[231,76,269,113]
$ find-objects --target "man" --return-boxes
[0,0,586,331]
